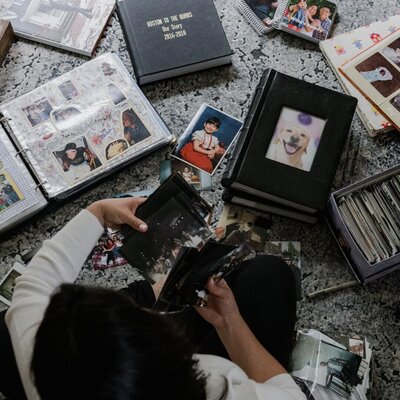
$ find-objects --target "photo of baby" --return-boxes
[53,136,102,183]
[171,104,242,175]
[21,97,53,127]
[381,37,400,67]
[355,52,400,98]
[265,107,326,172]
[58,80,79,101]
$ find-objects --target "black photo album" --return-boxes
[221,68,357,221]
[119,173,250,312]
[116,0,233,85]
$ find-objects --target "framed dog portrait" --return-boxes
[265,107,326,172]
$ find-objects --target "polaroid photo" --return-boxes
[0,169,24,214]
[0,262,25,306]
[214,204,271,252]
[105,139,130,160]
[58,80,80,101]
[121,107,152,147]
[265,106,326,172]
[107,83,127,105]
[159,159,212,191]
[52,135,103,184]
[50,106,84,132]
[171,104,243,176]
[21,97,53,127]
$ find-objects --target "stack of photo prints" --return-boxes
[236,0,337,43]
[336,173,400,264]
[289,329,372,400]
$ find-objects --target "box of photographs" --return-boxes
[326,164,400,284]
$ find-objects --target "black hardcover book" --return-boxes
[221,69,357,215]
[222,188,319,224]
[116,0,233,85]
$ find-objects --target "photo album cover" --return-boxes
[0,0,115,56]
[0,52,173,234]
[320,15,400,137]
[340,29,400,131]
[171,103,243,175]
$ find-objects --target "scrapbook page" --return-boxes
[0,53,174,200]
[340,29,400,131]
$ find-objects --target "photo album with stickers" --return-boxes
[0,52,174,235]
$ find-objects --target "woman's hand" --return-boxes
[87,197,148,232]
[195,277,240,329]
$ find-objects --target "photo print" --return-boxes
[121,108,151,146]
[390,93,400,111]
[124,197,212,282]
[381,37,400,67]
[21,97,53,127]
[214,204,272,252]
[0,262,25,306]
[58,80,79,101]
[105,139,129,160]
[51,106,82,132]
[53,135,102,183]
[355,52,400,98]
[0,170,24,214]
[91,228,128,270]
[159,159,212,191]
[265,107,326,172]
[171,104,243,175]
[107,83,126,105]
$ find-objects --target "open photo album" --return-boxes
[0,52,174,234]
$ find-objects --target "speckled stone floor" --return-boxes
[0,1,399,399]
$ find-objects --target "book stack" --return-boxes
[221,68,357,224]
[290,329,373,400]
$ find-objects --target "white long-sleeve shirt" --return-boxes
[6,210,306,400]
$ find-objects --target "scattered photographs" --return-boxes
[58,80,79,101]
[53,136,102,183]
[0,262,25,306]
[337,173,400,264]
[21,97,53,127]
[265,107,326,172]
[355,52,400,98]
[122,108,151,146]
[214,204,272,252]
[91,228,128,270]
[0,169,24,214]
[160,159,212,191]
[105,139,129,160]
[107,83,126,105]
[171,104,243,175]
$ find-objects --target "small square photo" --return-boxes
[265,107,326,172]
[171,104,243,175]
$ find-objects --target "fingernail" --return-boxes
[139,223,147,232]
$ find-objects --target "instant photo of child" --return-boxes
[265,107,326,172]
[21,97,53,127]
[171,104,243,175]
[53,136,102,183]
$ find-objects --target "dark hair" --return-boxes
[205,116,221,128]
[32,284,206,400]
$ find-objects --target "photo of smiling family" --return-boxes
[171,104,243,175]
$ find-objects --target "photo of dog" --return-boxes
[268,125,310,170]
[265,107,326,172]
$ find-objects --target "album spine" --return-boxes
[221,69,275,187]
[272,0,289,29]
[116,1,145,84]
[0,113,48,196]
[235,0,269,36]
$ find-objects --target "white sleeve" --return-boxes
[5,210,104,400]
